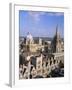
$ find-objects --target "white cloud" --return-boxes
[28,11,63,23]
[28,11,45,22]
[47,12,64,16]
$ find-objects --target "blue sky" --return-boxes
[19,10,64,38]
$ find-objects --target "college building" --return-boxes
[19,25,64,79]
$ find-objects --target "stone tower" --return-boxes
[51,25,62,53]
[26,32,34,45]
[26,32,34,52]
[56,25,61,53]
[39,38,42,45]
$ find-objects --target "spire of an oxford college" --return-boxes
[56,24,58,36]
[56,24,60,40]
[56,24,61,53]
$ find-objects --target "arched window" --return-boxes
[50,61,52,65]
[53,60,56,64]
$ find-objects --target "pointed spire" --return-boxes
[56,24,58,35]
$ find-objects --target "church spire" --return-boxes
[56,24,58,36]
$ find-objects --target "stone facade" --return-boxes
[19,26,64,79]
